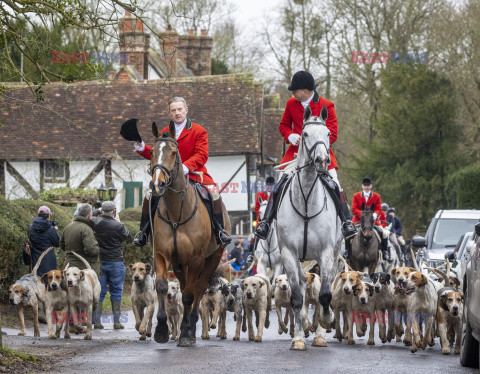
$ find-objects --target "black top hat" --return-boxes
[362,176,372,185]
[266,176,275,185]
[288,71,316,91]
[120,118,142,142]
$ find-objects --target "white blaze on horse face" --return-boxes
[303,124,330,169]
[153,142,166,190]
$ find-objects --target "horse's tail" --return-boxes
[31,247,53,275]
[207,267,225,289]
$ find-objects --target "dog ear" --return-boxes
[386,274,391,284]
[221,285,229,296]
[60,278,67,291]
[390,268,397,277]
[80,270,85,281]
[367,284,374,297]
[258,280,265,288]
[419,273,427,287]
[41,274,49,289]
[128,264,134,272]
[452,277,460,287]
[274,277,279,285]
[352,283,359,295]
[408,267,416,273]
[145,263,152,274]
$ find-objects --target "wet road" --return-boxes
[2,309,476,374]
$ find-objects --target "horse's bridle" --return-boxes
[360,211,374,237]
[301,120,330,167]
[149,137,182,193]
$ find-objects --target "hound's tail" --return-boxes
[423,263,449,284]
[71,251,92,270]
[338,255,352,272]
[31,247,53,275]
[410,248,420,271]
[207,267,225,289]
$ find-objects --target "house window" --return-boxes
[43,160,69,183]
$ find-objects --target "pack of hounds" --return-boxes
[8,248,463,355]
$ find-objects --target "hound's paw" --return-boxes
[396,336,402,342]
[278,327,284,335]
[442,347,450,355]
[48,333,57,340]
[454,347,460,354]
[84,334,92,340]
[367,339,375,346]
[135,322,141,331]
[254,336,262,342]
[233,336,240,341]
[347,339,355,345]
[18,332,26,336]
[146,332,152,337]
[210,323,217,329]
[139,335,146,341]
[219,333,227,340]
[403,339,412,346]
[201,334,210,340]
[410,346,417,353]
[170,335,176,341]
[248,334,255,341]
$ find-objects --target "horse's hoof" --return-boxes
[312,336,327,347]
[154,326,169,344]
[177,337,192,347]
[290,340,307,351]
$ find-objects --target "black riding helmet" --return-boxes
[288,71,316,91]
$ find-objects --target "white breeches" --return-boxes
[328,168,342,191]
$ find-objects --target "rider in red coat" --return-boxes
[131,97,231,247]
[255,71,356,240]
[254,176,275,222]
[345,176,391,261]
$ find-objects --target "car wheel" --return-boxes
[460,312,479,368]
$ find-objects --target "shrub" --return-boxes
[445,164,480,209]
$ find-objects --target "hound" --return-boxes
[391,266,416,345]
[436,287,463,354]
[220,279,246,340]
[166,281,183,341]
[370,272,394,343]
[242,273,272,342]
[130,262,156,340]
[330,269,363,344]
[200,276,229,339]
[64,252,101,340]
[350,278,376,345]
[304,272,321,334]
[404,270,438,353]
[8,248,52,337]
[41,269,70,339]
[273,274,294,338]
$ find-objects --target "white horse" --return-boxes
[276,105,342,350]
[255,200,283,281]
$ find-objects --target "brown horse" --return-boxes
[149,123,231,347]
[349,204,379,274]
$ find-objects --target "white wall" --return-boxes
[3,156,252,213]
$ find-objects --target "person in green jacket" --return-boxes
[60,203,101,276]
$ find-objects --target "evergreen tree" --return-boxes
[354,63,460,235]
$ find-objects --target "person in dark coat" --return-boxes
[229,240,245,271]
[93,201,131,329]
[29,206,60,276]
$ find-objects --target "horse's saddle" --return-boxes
[190,180,216,228]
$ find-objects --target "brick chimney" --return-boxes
[118,11,150,80]
[158,26,178,77]
[177,29,212,76]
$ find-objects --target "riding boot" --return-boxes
[255,174,288,240]
[382,238,392,262]
[213,197,232,245]
[94,300,104,329]
[133,196,159,247]
[339,190,357,239]
[344,238,352,260]
[112,300,124,329]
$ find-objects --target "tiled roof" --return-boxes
[1,74,261,160]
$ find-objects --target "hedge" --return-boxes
[445,163,480,209]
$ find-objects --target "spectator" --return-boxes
[229,240,245,271]
[60,203,100,276]
[93,201,131,329]
[29,206,60,276]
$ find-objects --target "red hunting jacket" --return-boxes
[254,191,271,221]
[351,191,384,226]
[137,119,215,185]
[279,91,338,170]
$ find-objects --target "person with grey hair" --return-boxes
[92,201,131,329]
[60,203,101,276]
[130,96,232,247]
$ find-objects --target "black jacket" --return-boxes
[93,215,131,262]
[29,217,60,276]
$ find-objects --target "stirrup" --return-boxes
[218,231,232,245]
[342,221,357,239]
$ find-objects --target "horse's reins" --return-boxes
[288,119,329,262]
[149,137,198,261]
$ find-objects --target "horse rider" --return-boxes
[255,70,356,240]
[345,176,391,261]
[129,96,232,247]
[254,176,275,223]
[387,207,405,249]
